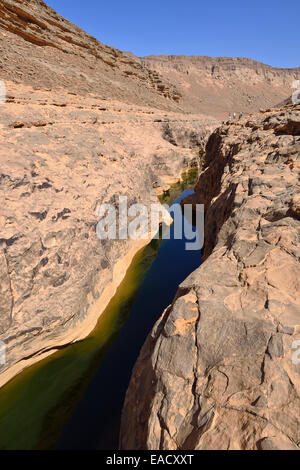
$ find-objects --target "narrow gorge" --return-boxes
[121,104,300,450]
[0,0,299,452]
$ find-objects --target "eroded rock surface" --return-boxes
[121,104,300,450]
[1,1,299,440]
[0,0,182,108]
[142,56,300,118]
[0,0,220,385]
[0,80,216,385]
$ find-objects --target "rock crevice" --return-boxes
[121,103,300,450]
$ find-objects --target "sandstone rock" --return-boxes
[121,103,300,450]
[0,79,217,385]
[141,55,300,118]
[0,0,182,110]
[1,1,299,449]
[0,1,221,385]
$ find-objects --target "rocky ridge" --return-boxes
[1,0,299,117]
[121,103,300,450]
[0,79,217,386]
[0,0,182,109]
[142,55,300,118]
[0,0,219,385]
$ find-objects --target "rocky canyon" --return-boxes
[0,0,299,451]
[121,103,300,450]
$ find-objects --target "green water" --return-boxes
[0,168,199,450]
[158,167,199,204]
[0,239,162,449]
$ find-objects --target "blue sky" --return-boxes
[45,0,299,68]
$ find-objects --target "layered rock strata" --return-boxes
[142,55,300,118]
[0,80,216,386]
[0,0,181,108]
[121,103,300,450]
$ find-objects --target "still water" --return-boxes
[0,184,201,450]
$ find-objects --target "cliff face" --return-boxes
[121,103,300,450]
[0,80,218,386]
[1,0,300,443]
[0,0,182,109]
[0,1,218,385]
[142,55,300,118]
[1,0,299,116]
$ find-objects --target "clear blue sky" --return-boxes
[45,0,299,68]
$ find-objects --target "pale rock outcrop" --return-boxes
[0,0,219,385]
[0,80,216,386]
[121,103,300,450]
[142,55,300,118]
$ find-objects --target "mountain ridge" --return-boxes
[142,54,300,71]
[1,0,300,117]
[141,55,300,117]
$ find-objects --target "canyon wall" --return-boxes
[121,103,300,450]
[142,55,300,118]
[0,0,299,437]
[0,80,218,386]
[0,1,217,386]
[0,0,182,109]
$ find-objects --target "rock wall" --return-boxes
[0,79,217,387]
[121,103,300,450]
[0,1,219,386]
[142,55,300,118]
[0,0,181,108]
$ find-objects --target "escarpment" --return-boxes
[0,0,181,108]
[1,0,300,447]
[142,55,300,118]
[1,0,299,116]
[121,103,300,450]
[0,79,217,386]
[0,0,219,386]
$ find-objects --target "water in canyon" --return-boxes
[0,175,202,450]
